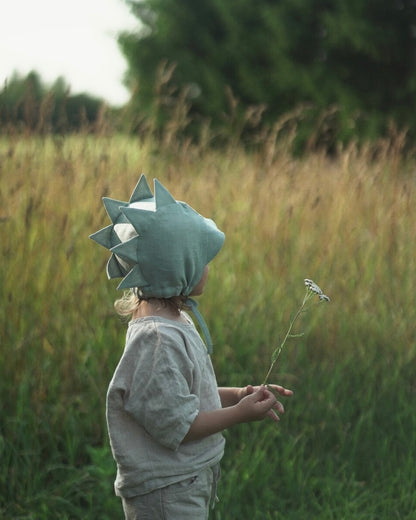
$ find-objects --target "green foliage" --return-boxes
[1,132,416,518]
[0,71,108,133]
[120,0,416,146]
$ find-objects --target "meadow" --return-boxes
[0,129,415,519]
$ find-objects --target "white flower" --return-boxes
[304,278,330,302]
[304,278,323,295]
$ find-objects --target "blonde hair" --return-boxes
[114,290,141,317]
[114,289,190,318]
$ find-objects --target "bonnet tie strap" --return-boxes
[186,298,214,354]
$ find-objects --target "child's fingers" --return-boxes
[273,400,285,414]
[250,386,274,407]
[268,384,294,396]
[267,409,280,422]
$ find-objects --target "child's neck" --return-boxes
[132,300,187,323]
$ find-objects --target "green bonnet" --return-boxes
[90,175,225,353]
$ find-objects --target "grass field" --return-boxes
[1,132,415,519]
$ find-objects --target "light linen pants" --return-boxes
[121,465,220,520]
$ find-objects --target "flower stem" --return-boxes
[262,292,309,386]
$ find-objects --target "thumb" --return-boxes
[245,385,255,395]
[258,384,269,395]
[254,385,269,401]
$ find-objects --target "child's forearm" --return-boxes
[218,387,243,407]
[183,405,245,442]
[183,386,283,443]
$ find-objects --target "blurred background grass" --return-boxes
[1,132,415,519]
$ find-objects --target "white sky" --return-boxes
[0,0,140,106]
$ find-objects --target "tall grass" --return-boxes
[1,131,415,519]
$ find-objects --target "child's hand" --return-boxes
[236,385,285,423]
[237,384,293,403]
[186,384,293,441]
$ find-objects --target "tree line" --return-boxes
[2,1,416,150]
[0,71,111,134]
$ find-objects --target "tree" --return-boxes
[119,0,416,144]
[0,72,108,133]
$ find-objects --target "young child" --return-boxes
[90,175,293,519]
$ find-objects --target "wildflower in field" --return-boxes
[304,278,323,295]
[263,278,330,386]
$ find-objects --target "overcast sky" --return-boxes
[0,0,139,106]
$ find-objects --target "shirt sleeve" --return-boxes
[123,322,200,451]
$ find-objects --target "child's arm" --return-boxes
[183,385,290,442]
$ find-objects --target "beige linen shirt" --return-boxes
[106,314,225,498]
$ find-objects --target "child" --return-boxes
[90,175,293,519]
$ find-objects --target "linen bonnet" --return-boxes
[90,175,225,353]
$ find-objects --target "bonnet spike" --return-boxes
[129,174,154,202]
